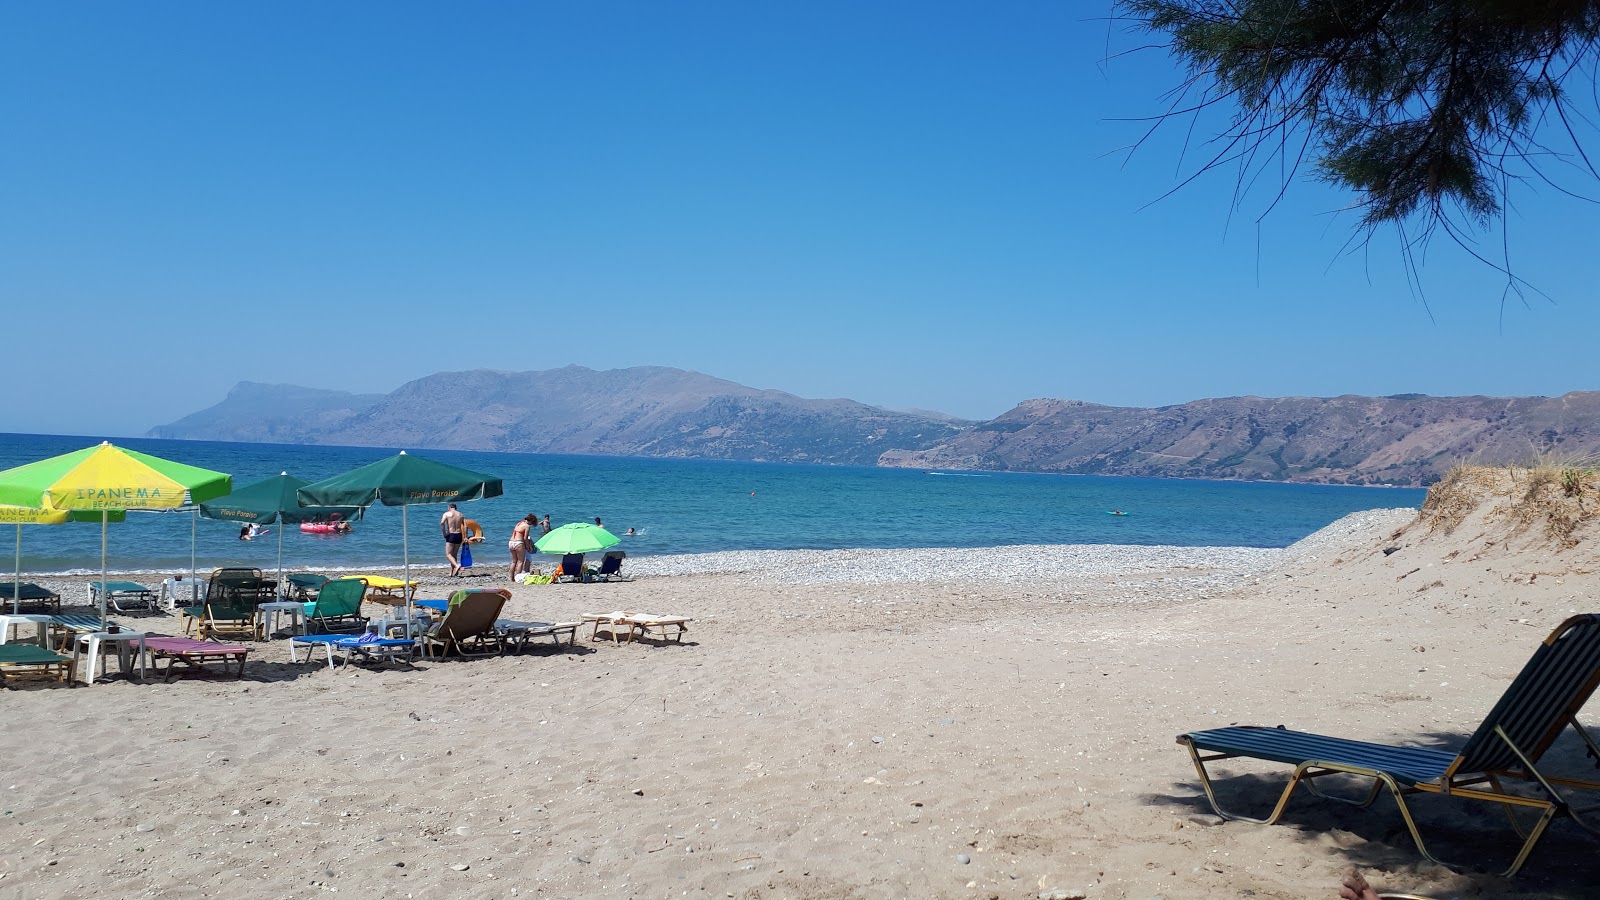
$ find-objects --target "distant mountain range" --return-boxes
[149,366,969,467]
[148,367,1600,486]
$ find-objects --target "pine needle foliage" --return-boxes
[1121,1,1600,235]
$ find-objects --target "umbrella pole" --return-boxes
[99,510,109,631]
[276,517,284,597]
[13,524,20,615]
[402,504,411,620]
[191,507,197,584]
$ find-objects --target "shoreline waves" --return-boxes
[12,506,1414,589]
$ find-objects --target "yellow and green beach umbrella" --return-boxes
[0,442,231,627]
[0,503,125,614]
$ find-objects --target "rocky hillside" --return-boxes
[149,366,970,467]
[876,393,1600,486]
[152,373,1600,485]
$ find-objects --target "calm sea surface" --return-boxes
[0,433,1427,575]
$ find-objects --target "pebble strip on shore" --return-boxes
[623,543,1282,585]
[15,509,1420,602]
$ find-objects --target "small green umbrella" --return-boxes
[0,442,232,628]
[199,473,365,589]
[297,451,503,617]
[534,522,620,556]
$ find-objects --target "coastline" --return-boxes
[9,507,1415,588]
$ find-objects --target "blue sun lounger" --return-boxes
[1177,613,1600,876]
[290,633,416,669]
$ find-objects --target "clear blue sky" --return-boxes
[4,2,1597,436]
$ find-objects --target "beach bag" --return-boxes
[460,544,473,568]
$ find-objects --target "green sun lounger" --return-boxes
[0,643,72,686]
[1177,613,1600,876]
[301,577,368,634]
[1,582,61,613]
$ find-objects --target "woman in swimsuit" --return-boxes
[509,514,536,582]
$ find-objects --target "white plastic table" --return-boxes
[159,577,205,610]
[371,613,432,640]
[0,613,54,647]
[258,601,306,638]
[70,630,148,684]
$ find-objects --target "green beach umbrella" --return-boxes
[534,522,620,556]
[0,442,232,628]
[297,451,503,616]
[0,503,125,614]
[199,473,366,589]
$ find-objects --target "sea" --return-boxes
[0,433,1428,576]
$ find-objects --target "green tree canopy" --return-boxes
[1122,1,1600,242]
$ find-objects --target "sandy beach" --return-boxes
[2,485,1599,899]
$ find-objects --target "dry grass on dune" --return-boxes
[1418,458,1600,549]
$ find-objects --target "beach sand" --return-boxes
[2,492,1599,898]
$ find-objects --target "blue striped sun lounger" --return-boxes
[290,633,416,669]
[1176,613,1600,877]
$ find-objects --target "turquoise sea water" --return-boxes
[0,433,1427,575]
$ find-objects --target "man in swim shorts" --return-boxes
[441,503,465,577]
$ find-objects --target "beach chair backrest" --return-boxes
[560,553,584,575]
[312,578,366,617]
[597,553,622,576]
[1455,614,1600,774]
[208,568,264,602]
[438,590,508,638]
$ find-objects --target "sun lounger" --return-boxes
[192,599,262,643]
[1176,613,1600,876]
[47,614,115,651]
[581,611,691,645]
[205,568,266,602]
[496,619,581,653]
[423,590,508,658]
[339,575,417,606]
[89,580,159,614]
[290,633,417,669]
[301,578,368,634]
[2,582,61,613]
[553,553,586,583]
[286,573,332,600]
[141,636,250,681]
[629,614,689,643]
[595,551,631,582]
[0,643,71,686]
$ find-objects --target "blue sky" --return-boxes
[4,2,1597,436]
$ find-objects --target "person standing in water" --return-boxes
[539,514,551,535]
[441,503,465,577]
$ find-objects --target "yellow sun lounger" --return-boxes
[338,575,417,605]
